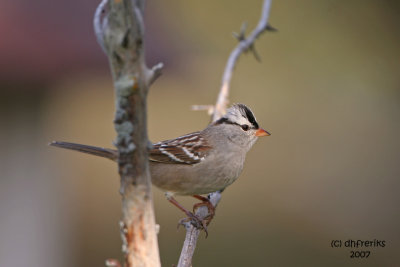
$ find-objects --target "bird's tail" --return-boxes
[49,141,118,161]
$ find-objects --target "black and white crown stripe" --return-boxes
[235,103,259,129]
[150,132,212,164]
[215,103,259,129]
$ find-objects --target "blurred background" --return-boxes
[1,0,399,266]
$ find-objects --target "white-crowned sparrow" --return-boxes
[51,103,270,230]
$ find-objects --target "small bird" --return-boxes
[51,103,270,231]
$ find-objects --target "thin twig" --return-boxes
[212,0,273,122]
[191,105,215,115]
[148,62,164,86]
[177,192,222,267]
[93,0,109,53]
[177,1,273,266]
[93,0,162,266]
[105,259,122,267]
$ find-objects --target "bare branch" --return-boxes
[191,105,214,115]
[212,0,273,122]
[105,259,122,267]
[94,0,161,266]
[148,62,164,86]
[178,1,273,266]
[177,192,222,267]
[93,0,109,53]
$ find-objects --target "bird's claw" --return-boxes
[193,201,215,224]
[177,212,209,237]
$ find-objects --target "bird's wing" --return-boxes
[149,132,212,165]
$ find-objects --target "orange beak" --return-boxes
[255,128,271,137]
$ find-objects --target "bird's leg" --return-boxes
[192,195,215,225]
[165,193,208,235]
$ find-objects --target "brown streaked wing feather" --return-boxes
[149,133,212,164]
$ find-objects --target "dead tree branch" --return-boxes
[179,1,274,266]
[213,0,274,121]
[177,192,222,267]
[93,0,163,266]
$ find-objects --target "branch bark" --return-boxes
[94,0,162,266]
[179,1,273,266]
[177,192,222,267]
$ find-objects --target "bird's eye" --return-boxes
[241,125,249,131]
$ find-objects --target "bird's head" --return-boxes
[212,103,270,150]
